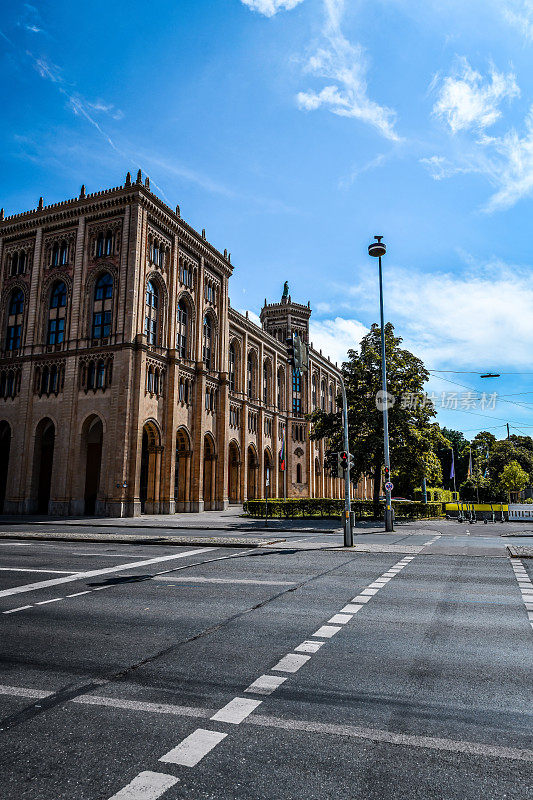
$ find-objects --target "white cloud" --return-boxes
[500,0,533,41]
[419,155,477,181]
[297,0,400,141]
[309,317,368,364]
[479,108,533,211]
[432,57,519,134]
[240,0,305,16]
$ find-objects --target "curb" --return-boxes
[0,531,286,548]
[0,520,341,535]
[507,545,533,558]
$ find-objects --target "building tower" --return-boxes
[260,282,311,343]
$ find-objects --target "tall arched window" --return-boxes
[96,233,104,258]
[104,231,113,256]
[203,314,213,369]
[47,281,67,345]
[296,463,302,483]
[145,280,159,346]
[263,361,270,404]
[229,343,236,393]
[247,353,255,399]
[321,380,326,410]
[92,273,113,340]
[277,369,284,410]
[51,244,59,267]
[6,289,24,351]
[176,299,188,358]
[59,241,68,265]
[312,375,317,409]
[329,385,333,412]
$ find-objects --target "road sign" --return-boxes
[385,481,393,492]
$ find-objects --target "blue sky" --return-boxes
[2,0,533,438]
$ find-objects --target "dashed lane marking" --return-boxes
[0,567,76,574]
[312,624,341,638]
[35,597,63,605]
[327,613,353,625]
[159,729,227,768]
[294,640,324,654]
[245,675,287,695]
[107,770,179,800]
[271,653,311,673]
[210,697,262,725]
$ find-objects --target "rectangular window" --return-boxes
[292,370,301,393]
[6,325,21,351]
[292,397,301,415]
[93,312,102,340]
[47,318,64,345]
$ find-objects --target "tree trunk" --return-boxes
[373,464,382,519]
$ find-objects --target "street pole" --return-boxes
[339,374,352,547]
[369,236,394,532]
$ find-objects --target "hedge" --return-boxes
[243,498,443,520]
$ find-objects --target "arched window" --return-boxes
[179,377,184,402]
[18,251,26,274]
[321,380,326,410]
[92,273,113,340]
[229,343,236,393]
[10,253,18,276]
[263,361,271,405]
[312,376,317,409]
[159,247,165,270]
[153,241,159,265]
[145,281,159,346]
[176,299,188,358]
[96,360,106,389]
[47,281,67,346]
[329,385,333,413]
[50,365,58,394]
[247,353,254,399]
[104,231,113,256]
[203,314,213,369]
[59,242,68,265]
[96,233,105,258]
[296,463,302,483]
[6,289,24,351]
[277,369,284,410]
[51,243,59,267]
[40,366,49,396]
[87,361,95,390]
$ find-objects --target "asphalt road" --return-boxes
[0,522,531,799]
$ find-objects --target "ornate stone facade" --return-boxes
[0,173,367,517]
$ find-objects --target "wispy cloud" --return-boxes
[339,152,386,189]
[240,0,305,15]
[296,0,401,142]
[432,57,519,133]
[500,0,533,41]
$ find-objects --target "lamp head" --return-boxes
[368,235,386,258]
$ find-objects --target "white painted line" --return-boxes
[340,604,363,614]
[272,653,311,673]
[245,674,287,695]
[351,595,371,603]
[2,605,33,614]
[369,580,389,587]
[0,567,76,574]
[71,695,209,719]
[160,729,227,767]
[211,696,262,724]
[66,591,91,597]
[360,588,378,596]
[328,613,353,625]
[153,576,294,586]
[0,684,52,699]
[313,624,341,638]
[0,547,214,599]
[294,640,324,654]
[93,586,109,591]
[107,770,179,799]
[35,597,63,605]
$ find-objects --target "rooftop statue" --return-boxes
[282,281,289,299]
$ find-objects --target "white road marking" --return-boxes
[0,547,214,599]
[0,684,52,699]
[245,674,287,695]
[359,588,379,596]
[211,697,262,724]
[2,605,33,614]
[160,729,227,767]
[294,640,324,654]
[0,567,76,574]
[153,576,294,586]
[328,613,353,625]
[72,695,210,718]
[107,770,178,800]
[66,591,91,597]
[35,597,63,605]
[351,595,371,603]
[340,603,363,614]
[312,624,341,638]
[272,653,311,673]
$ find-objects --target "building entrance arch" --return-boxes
[33,418,55,514]
[83,416,103,515]
[228,440,241,504]
[140,421,162,514]
[0,422,11,513]
[174,427,192,512]
[203,435,217,511]
[247,445,258,500]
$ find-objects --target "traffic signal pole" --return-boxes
[377,251,394,533]
[339,374,353,547]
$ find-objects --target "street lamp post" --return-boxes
[368,235,394,532]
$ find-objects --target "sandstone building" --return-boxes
[0,172,364,516]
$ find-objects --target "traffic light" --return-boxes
[384,466,390,484]
[339,451,348,472]
[325,450,338,477]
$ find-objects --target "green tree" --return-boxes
[499,460,528,501]
[488,439,533,496]
[435,428,470,489]
[310,323,441,513]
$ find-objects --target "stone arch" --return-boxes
[0,421,11,513]
[81,414,104,515]
[31,417,56,514]
[247,348,258,399]
[228,439,241,504]
[263,357,273,405]
[229,336,241,393]
[247,443,258,500]
[85,266,118,341]
[202,308,218,371]
[176,290,196,359]
[139,419,163,514]
[174,426,192,512]
[203,433,217,511]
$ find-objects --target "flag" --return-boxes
[467,449,473,478]
[450,449,455,480]
[280,427,285,472]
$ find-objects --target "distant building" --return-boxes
[0,172,365,516]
